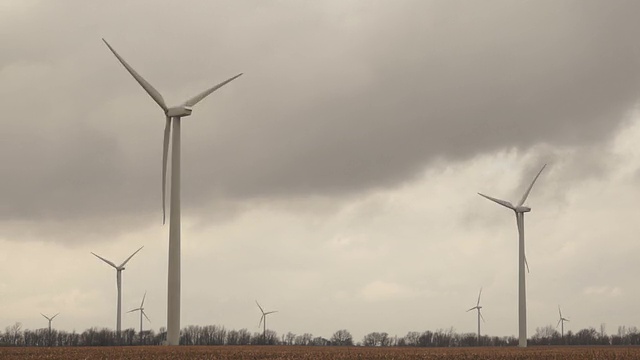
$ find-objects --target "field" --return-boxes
[1,345,639,359]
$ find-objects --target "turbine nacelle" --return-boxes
[515,206,531,213]
[166,106,192,118]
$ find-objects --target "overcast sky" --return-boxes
[2,0,640,341]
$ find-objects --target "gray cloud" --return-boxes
[189,0,640,198]
[1,1,640,234]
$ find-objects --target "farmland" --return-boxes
[1,346,640,360]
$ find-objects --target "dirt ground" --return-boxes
[1,345,639,359]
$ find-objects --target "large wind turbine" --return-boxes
[256,301,277,344]
[478,164,546,347]
[557,305,569,340]
[128,291,150,341]
[91,246,143,338]
[103,39,242,345]
[41,313,59,347]
[466,288,484,344]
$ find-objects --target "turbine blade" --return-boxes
[525,255,530,273]
[477,287,482,306]
[479,311,485,322]
[162,116,171,225]
[142,310,151,322]
[91,252,118,269]
[558,305,562,318]
[41,313,49,321]
[258,315,264,328]
[557,319,562,328]
[102,39,168,112]
[517,164,547,207]
[119,246,144,268]
[466,307,476,312]
[182,73,243,107]
[265,311,278,315]
[141,291,147,307]
[51,313,59,320]
[255,300,264,314]
[478,193,515,210]
[127,308,139,313]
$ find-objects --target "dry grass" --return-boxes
[1,345,639,359]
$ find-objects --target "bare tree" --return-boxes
[312,336,330,346]
[285,331,296,345]
[402,331,420,346]
[294,333,313,345]
[237,328,251,345]
[6,322,22,346]
[331,329,354,346]
[363,332,390,346]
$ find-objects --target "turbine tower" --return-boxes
[128,291,150,342]
[478,164,546,347]
[91,246,143,339]
[256,300,277,344]
[466,287,484,344]
[40,313,59,347]
[103,39,242,345]
[557,305,569,340]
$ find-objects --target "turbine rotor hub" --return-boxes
[166,106,192,117]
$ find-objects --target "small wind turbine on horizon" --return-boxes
[478,164,547,347]
[103,38,242,346]
[41,313,59,347]
[256,300,277,344]
[91,246,143,338]
[466,287,485,344]
[128,291,150,341]
[557,305,569,339]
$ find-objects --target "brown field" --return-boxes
[1,345,639,359]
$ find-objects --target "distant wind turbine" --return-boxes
[128,291,150,341]
[256,300,277,344]
[557,305,569,339]
[466,287,485,344]
[41,313,59,347]
[103,39,242,346]
[478,164,547,347]
[91,246,143,338]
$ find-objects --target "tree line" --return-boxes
[2,321,640,347]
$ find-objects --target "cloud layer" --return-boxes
[2,1,640,233]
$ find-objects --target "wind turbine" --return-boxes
[102,39,242,345]
[128,291,150,341]
[40,313,59,346]
[478,164,546,347]
[557,305,569,340]
[91,246,143,338]
[256,300,277,344]
[466,287,484,344]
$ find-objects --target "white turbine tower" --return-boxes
[128,291,150,341]
[91,246,143,338]
[466,287,484,344]
[103,39,242,345]
[557,305,569,340]
[478,164,546,347]
[40,313,59,346]
[256,300,277,344]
